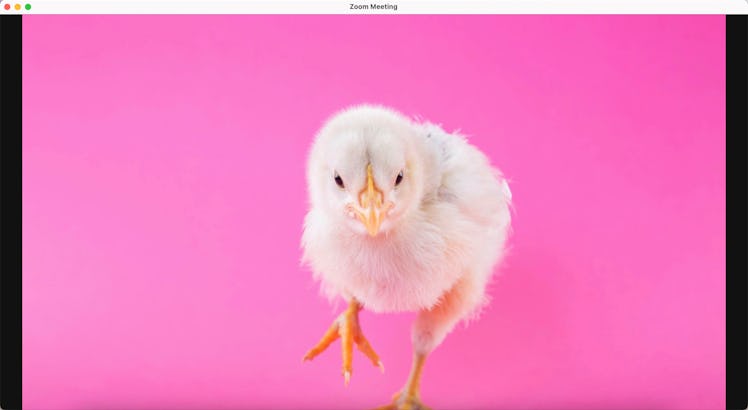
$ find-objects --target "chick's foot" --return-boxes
[302,300,384,385]
[374,391,432,410]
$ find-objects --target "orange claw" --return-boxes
[303,299,384,386]
[302,320,340,362]
[355,331,384,372]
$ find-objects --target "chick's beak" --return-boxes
[353,164,391,237]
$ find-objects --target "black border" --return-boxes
[1,15,23,410]
[726,14,748,410]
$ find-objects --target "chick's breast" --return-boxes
[302,123,512,314]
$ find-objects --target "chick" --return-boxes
[301,105,512,410]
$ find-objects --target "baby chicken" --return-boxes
[301,105,512,410]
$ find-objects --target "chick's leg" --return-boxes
[303,299,384,385]
[381,352,430,410]
[380,277,482,410]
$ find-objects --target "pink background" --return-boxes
[23,15,725,410]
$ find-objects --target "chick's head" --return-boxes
[307,105,427,238]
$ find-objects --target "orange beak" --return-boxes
[352,164,390,237]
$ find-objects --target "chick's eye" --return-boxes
[334,172,345,188]
[395,170,404,186]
